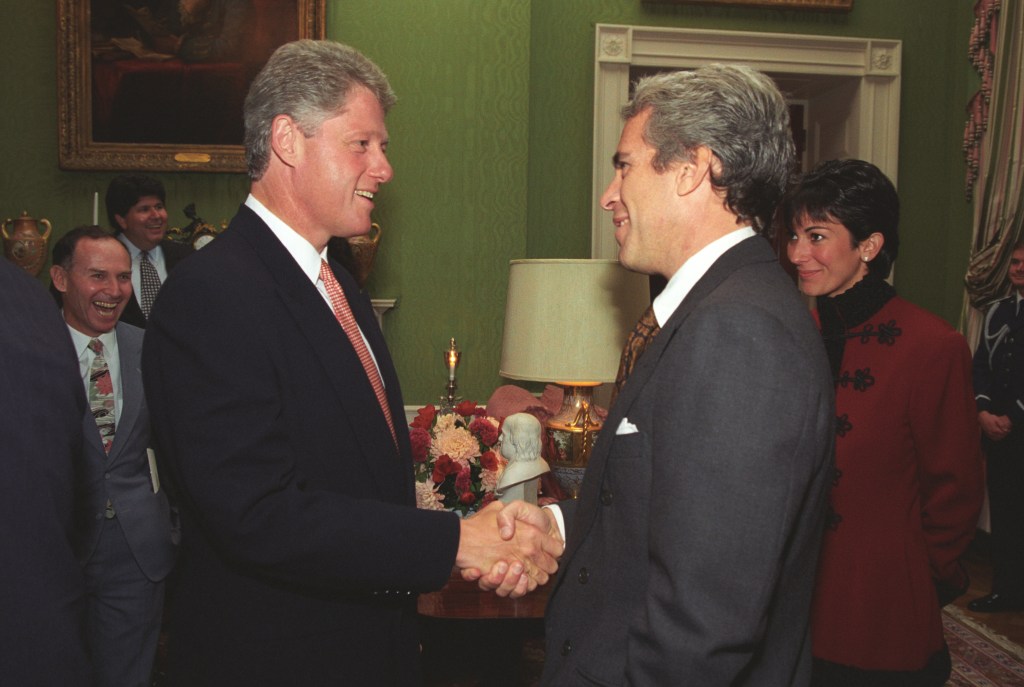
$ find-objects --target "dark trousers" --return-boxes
[986,430,1024,597]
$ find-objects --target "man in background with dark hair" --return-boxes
[51,226,178,686]
[0,257,91,686]
[105,173,192,327]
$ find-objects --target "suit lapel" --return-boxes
[106,323,142,465]
[559,236,771,567]
[233,210,407,494]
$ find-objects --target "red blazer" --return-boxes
[811,296,983,670]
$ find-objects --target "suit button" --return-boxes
[561,639,573,656]
[578,567,589,584]
[600,489,613,506]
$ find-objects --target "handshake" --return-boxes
[455,500,564,598]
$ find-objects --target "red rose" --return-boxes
[432,454,458,483]
[454,400,479,417]
[479,449,500,472]
[480,492,496,508]
[469,418,499,446]
[409,427,431,463]
[411,405,436,430]
[460,491,477,506]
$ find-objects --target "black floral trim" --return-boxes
[818,274,897,379]
[836,368,875,392]
[835,414,853,437]
[846,319,902,346]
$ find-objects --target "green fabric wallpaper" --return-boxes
[0,0,978,405]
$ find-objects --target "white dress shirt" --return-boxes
[244,194,384,380]
[118,234,168,299]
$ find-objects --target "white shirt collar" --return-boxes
[245,194,327,286]
[117,233,163,260]
[66,325,118,359]
[652,227,755,326]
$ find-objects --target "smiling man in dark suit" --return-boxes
[106,174,192,327]
[142,39,561,687]
[489,65,835,686]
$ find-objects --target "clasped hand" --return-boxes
[455,500,563,598]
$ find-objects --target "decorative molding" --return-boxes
[371,298,397,329]
[591,25,901,259]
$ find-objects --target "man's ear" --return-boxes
[270,114,302,167]
[675,146,714,197]
[50,265,68,294]
[114,214,128,231]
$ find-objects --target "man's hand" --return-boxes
[980,411,1012,441]
[455,500,563,598]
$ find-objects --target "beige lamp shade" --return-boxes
[499,259,651,384]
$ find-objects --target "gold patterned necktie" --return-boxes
[139,250,161,319]
[88,338,116,453]
[319,260,397,447]
[612,305,661,402]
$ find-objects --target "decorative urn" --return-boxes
[2,211,52,276]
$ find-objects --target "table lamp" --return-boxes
[499,259,650,493]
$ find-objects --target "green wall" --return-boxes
[1,0,978,405]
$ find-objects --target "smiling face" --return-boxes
[115,194,168,251]
[51,237,132,337]
[1010,247,1024,295]
[787,215,880,298]
[288,86,393,251]
[599,108,687,279]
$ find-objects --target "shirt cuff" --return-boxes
[543,504,567,543]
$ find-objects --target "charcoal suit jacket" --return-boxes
[143,205,460,687]
[542,236,835,686]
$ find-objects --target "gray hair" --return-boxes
[623,64,795,234]
[500,413,543,464]
[243,39,397,180]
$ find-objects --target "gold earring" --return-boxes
[862,255,870,262]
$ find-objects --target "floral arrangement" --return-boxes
[409,401,505,516]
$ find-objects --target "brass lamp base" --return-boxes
[544,384,602,497]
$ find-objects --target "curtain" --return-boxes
[962,0,1024,342]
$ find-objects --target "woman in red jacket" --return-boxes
[780,159,984,687]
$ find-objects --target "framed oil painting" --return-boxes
[643,0,853,9]
[57,0,326,172]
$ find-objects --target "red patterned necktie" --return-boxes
[611,305,661,402]
[319,260,397,446]
[88,338,116,453]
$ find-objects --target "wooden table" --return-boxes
[418,570,550,685]
[418,569,550,619]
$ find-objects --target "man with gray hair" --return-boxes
[488,64,835,685]
[143,39,561,686]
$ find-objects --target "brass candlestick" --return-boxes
[441,338,462,410]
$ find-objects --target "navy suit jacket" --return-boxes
[143,206,460,686]
[75,321,178,580]
[119,238,192,329]
[542,237,835,686]
[0,260,91,685]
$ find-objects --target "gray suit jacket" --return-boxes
[76,322,178,581]
[543,236,834,686]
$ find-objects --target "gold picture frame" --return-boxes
[57,0,326,173]
[644,0,853,9]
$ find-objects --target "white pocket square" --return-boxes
[616,418,639,435]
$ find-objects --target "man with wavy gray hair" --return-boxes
[143,39,562,686]
[485,64,834,685]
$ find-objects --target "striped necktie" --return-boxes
[319,260,397,446]
[88,338,116,453]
